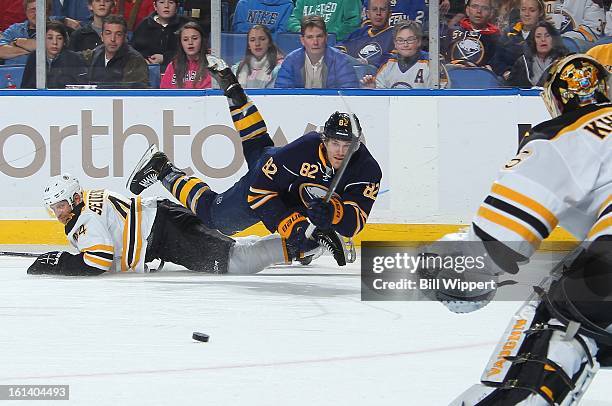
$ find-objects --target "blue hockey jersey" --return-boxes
[362,0,427,26]
[247,132,382,237]
[336,24,395,67]
[232,0,294,33]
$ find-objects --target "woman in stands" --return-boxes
[492,0,545,80]
[160,22,212,89]
[21,20,88,89]
[231,25,284,88]
[361,21,431,89]
[506,20,568,87]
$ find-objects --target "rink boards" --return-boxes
[0,89,574,245]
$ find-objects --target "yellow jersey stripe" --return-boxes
[171,175,189,196]
[84,253,112,269]
[82,244,114,253]
[189,185,210,214]
[598,195,612,216]
[491,183,558,229]
[477,206,541,246]
[249,187,277,195]
[587,216,611,238]
[234,110,264,131]
[178,177,201,208]
[249,194,278,209]
[241,126,268,141]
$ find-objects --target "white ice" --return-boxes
[0,248,610,406]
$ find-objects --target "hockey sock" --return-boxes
[161,171,216,216]
[230,99,269,143]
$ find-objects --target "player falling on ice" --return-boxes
[27,174,293,276]
[418,54,612,405]
[127,56,382,266]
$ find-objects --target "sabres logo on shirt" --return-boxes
[298,183,340,206]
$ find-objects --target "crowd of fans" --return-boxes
[0,0,611,89]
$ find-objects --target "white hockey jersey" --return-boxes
[543,0,605,41]
[472,103,612,258]
[375,56,430,88]
[65,189,158,273]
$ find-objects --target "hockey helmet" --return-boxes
[43,173,82,210]
[322,111,362,142]
[541,54,609,118]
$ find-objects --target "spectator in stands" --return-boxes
[286,0,361,41]
[131,0,191,71]
[0,0,80,65]
[82,15,149,88]
[361,21,429,88]
[494,0,520,32]
[21,20,87,88]
[443,0,501,68]
[232,0,293,33]
[116,0,154,31]
[506,21,567,87]
[336,0,394,68]
[545,0,605,42]
[275,15,359,88]
[69,0,114,52]
[232,24,283,88]
[1,0,27,32]
[51,0,91,24]
[361,0,427,26]
[492,0,545,78]
[160,21,211,88]
[586,43,612,72]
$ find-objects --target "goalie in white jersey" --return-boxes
[419,54,612,405]
[27,174,290,276]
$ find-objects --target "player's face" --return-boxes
[301,26,327,60]
[325,138,351,170]
[520,0,541,29]
[89,0,115,18]
[248,28,270,59]
[45,29,65,59]
[102,23,126,55]
[181,28,202,58]
[154,0,178,21]
[367,0,390,29]
[395,28,420,57]
[466,0,492,27]
[534,26,552,56]
[49,200,73,225]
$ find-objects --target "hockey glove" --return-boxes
[307,197,344,230]
[27,251,67,275]
[277,212,318,261]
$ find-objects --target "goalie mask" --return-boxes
[542,54,609,118]
[322,111,362,142]
[43,173,82,210]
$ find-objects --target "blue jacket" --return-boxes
[274,46,359,88]
[232,0,293,33]
[52,0,91,23]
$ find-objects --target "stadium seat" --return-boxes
[0,64,26,88]
[148,64,161,88]
[221,32,247,66]
[445,64,504,89]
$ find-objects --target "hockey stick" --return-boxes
[0,251,40,258]
[305,91,362,239]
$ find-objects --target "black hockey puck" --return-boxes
[192,332,209,342]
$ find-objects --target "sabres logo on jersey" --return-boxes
[359,43,382,60]
[451,36,485,65]
[298,183,340,207]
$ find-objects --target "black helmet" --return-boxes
[322,111,362,141]
[542,54,609,118]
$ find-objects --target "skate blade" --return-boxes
[126,144,159,191]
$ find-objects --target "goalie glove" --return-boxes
[27,251,67,275]
[416,231,505,313]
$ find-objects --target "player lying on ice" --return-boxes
[126,56,382,266]
[418,54,612,405]
[27,173,297,276]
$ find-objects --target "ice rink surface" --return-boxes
[1,248,610,406]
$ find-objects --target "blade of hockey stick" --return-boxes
[306,91,362,238]
[0,251,41,258]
